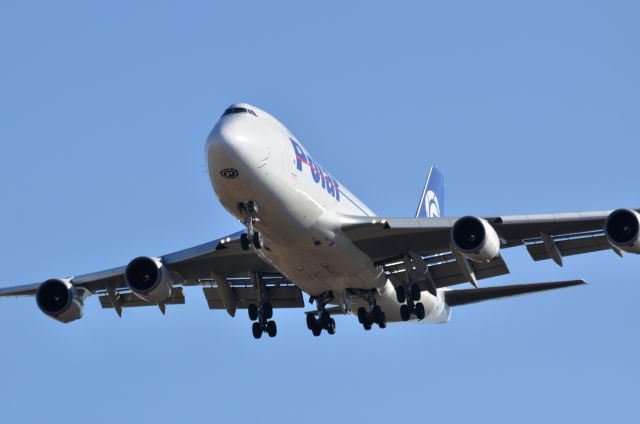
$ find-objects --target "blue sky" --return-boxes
[0,1,639,422]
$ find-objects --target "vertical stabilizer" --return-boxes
[416,166,445,218]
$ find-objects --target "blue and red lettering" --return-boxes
[290,138,341,202]
[307,156,321,183]
[330,176,341,201]
[291,139,306,171]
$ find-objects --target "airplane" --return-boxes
[1,102,638,339]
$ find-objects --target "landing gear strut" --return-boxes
[238,201,262,251]
[306,292,336,337]
[356,291,387,331]
[247,272,277,339]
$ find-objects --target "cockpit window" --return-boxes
[222,107,257,117]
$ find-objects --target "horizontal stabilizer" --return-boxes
[444,279,586,307]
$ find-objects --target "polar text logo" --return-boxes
[291,139,341,202]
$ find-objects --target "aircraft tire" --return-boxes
[320,311,331,328]
[306,313,316,330]
[266,320,277,337]
[357,307,367,324]
[240,233,250,251]
[400,304,411,321]
[327,318,336,335]
[410,284,421,301]
[248,304,259,321]
[378,312,387,329]
[396,286,406,303]
[371,305,382,324]
[262,302,273,320]
[252,322,262,339]
[252,231,262,249]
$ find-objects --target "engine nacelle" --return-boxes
[125,256,173,304]
[605,209,640,253]
[451,216,501,262]
[36,279,85,323]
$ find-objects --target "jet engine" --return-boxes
[605,209,640,253]
[125,256,173,304]
[36,279,85,323]
[451,216,501,262]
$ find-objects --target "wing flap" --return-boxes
[444,279,586,307]
[99,287,185,309]
[430,255,510,288]
[164,233,277,281]
[385,254,510,288]
[490,212,609,245]
[342,217,456,262]
[203,285,304,310]
[524,231,612,262]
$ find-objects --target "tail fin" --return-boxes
[416,166,445,218]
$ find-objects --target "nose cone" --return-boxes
[206,107,270,181]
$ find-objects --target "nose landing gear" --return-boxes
[238,201,263,251]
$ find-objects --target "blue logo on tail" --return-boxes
[416,166,445,218]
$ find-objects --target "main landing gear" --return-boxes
[248,272,277,339]
[249,302,277,339]
[238,201,263,251]
[306,292,336,337]
[306,311,336,337]
[396,283,426,321]
[357,292,387,331]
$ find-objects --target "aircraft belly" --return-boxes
[258,237,386,295]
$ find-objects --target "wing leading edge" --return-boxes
[341,208,639,291]
[0,231,302,315]
[342,209,640,265]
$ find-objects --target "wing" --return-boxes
[0,230,304,317]
[341,209,639,289]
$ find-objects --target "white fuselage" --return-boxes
[205,103,450,323]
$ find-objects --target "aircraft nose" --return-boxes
[206,115,269,175]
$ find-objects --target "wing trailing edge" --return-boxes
[444,279,586,307]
